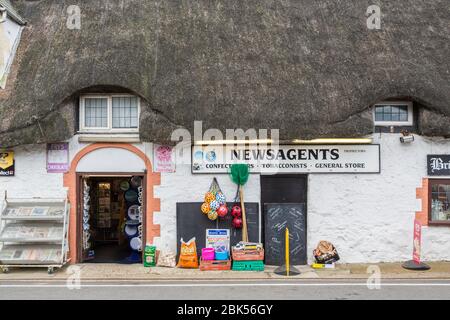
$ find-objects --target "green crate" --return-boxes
[232,260,265,271]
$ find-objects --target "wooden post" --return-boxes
[239,185,248,242]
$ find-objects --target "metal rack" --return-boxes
[0,193,70,274]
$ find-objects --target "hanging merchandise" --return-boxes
[125,225,138,237]
[82,180,92,251]
[130,176,143,188]
[120,180,130,191]
[230,164,250,240]
[200,178,227,221]
[231,205,242,217]
[232,216,243,229]
[207,210,218,221]
[127,205,140,220]
[217,204,228,218]
[125,189,138,203]
[201,202,210,214]
[215,192,226,205]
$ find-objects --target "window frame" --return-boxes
[79,94,140,133]
[372,101,413,126]
[428,179,450,226]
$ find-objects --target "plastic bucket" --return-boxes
[201,248,215,260]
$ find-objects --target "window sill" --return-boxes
[428,221,450,226]
[77,133,140,143]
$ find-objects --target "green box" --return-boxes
[143,245,157,267]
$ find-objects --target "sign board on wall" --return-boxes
[413,219,422,264]
[46,143,69,173]
[0,151,14,176]
[153,144,175,172]
[192,144,380,174]
[427,155,450,176]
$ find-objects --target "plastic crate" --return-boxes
[232,260,265,271]
[232,249,264,261]
[199,258,231,271]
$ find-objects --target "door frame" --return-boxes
[260,174,308,264]
[76,172,147,263]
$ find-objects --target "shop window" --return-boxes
[80,95,140,132]
[373,101,413,126]
[429,179,450,225]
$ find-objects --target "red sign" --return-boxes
[413,219,422,264]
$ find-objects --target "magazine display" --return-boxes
[0,198,69,269]
[0,223,63,240]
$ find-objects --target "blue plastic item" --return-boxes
[215,250,229,260]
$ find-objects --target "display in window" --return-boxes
[431,182,450,222]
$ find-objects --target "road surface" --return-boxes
[0,279,449,300]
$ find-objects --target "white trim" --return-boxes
[79,94,140,133]
[77,133,140,143]
[372,101,413,126]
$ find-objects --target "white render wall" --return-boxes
[1,134,450,263]
[308,134,450,263]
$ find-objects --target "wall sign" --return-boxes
[192,144,380,174]
[0,151,14,176]
[46,143,69,173]
[153,144,175,172]
[427,155,450,176]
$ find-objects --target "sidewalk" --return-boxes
[0,262,449,281]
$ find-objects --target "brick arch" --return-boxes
[63,143,161,263]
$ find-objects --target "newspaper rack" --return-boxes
[0,192,70,274]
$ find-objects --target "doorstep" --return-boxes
[0,262,449,281]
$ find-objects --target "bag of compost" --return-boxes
[177,237,199,268]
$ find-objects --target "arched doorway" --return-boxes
[63,143,160,263]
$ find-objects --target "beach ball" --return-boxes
[207,210,218,221]
[204,192,215,203]
[210,200,220,211]
[201,202,210,214]
[232,217,243,229]
[217,204,228,218]
[231,205,242,217]
[215,192,226,204]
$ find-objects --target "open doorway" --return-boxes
[78,175,145,264]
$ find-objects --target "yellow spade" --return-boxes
[274,227,301,276]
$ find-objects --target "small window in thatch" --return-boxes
[373,101,413,126]
[79,95,140,133]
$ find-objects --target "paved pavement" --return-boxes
[1,262,449,281]
[1,279,450,300]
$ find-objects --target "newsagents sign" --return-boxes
[427,155,450,176]
[192,144,380,174]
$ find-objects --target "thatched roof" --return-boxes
[0,0,449,147]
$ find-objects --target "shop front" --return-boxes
[63,143,161,264]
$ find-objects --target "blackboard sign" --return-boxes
[176,202,260,257]
[428,155,450,176]
[264,203,306,266]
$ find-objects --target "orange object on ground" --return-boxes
[177,237,199,268]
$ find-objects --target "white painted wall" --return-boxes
[1,134,450,263]
[308,134,450,263]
